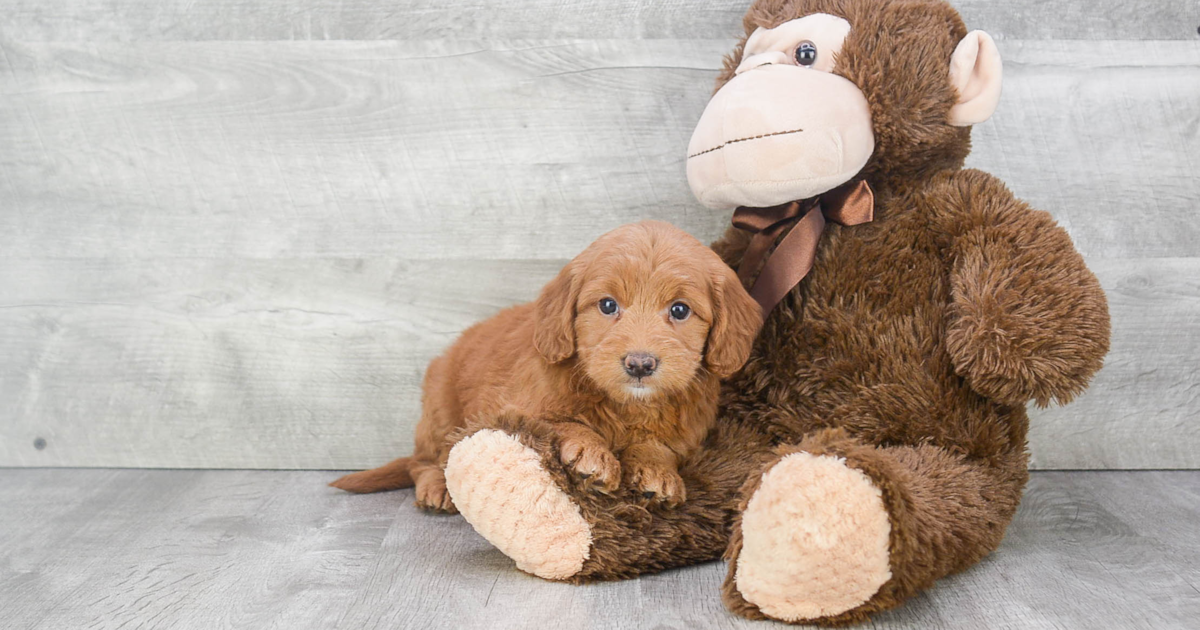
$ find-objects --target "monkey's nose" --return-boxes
[622,353,658,378]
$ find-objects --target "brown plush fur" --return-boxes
[450,0,1110,624]
[331,221,762,512]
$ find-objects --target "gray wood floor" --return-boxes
[1,469,1197,630]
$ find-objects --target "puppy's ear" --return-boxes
[533,261,580,363]
[705,264,763,378]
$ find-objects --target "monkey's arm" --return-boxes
[938,170,1110,406]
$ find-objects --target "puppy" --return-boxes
[331,221,762,510]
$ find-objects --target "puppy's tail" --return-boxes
[329,456,415,494]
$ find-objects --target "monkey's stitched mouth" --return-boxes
[688,128,805,159]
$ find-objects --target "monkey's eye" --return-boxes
[669,302,691,321]
[599,298,619,315]
[794,41,818,66]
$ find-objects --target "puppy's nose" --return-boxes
[623,353,658,378]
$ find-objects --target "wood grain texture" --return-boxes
[0,469,1197,629]
[1,0,1197,41]
[0,35,1197,468]
[0,39,726,260]
[0,469,400,630]
[1027,258,1200,470]
[969,40,1200,260]
[1,256,1197,470]
[0,258,558,468]
[1,40,1197,260]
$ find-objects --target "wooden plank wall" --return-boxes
[1,1,1197,470]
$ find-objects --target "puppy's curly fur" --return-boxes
[331,221,762,511]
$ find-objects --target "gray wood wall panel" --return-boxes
[0,256,1196,469]
[0,258,558,468]
[1,0,1198,41]
[2,40,1196,261]
[1027,258,1200,470]
[1,11,1198,469]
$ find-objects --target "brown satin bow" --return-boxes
[732,180,875,316]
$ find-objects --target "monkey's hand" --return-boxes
[942,171,1110,407]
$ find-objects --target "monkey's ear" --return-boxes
[533,262,580,363]
[948,30,1003,127]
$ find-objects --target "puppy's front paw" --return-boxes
[628,463,686,508]
[415,475,457,514]
[559,438,621,494]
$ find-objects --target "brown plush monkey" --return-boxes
[440,0,1111,624]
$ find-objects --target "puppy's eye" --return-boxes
[669,302,691,321]
[794,41,817,66]
[598,298,619,315]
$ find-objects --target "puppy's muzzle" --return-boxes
[622,353,659,379]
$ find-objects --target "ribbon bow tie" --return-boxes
[732,180,875,316]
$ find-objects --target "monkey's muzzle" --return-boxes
[686,64,875,211]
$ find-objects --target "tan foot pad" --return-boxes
[735,452,892,622]
[444,429,592,580]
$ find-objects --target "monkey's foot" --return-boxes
[733,452,892,622]
[444,429,592,580]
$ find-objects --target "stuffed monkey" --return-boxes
[441,0,1111,623]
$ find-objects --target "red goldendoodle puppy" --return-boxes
[331,221,762,511]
